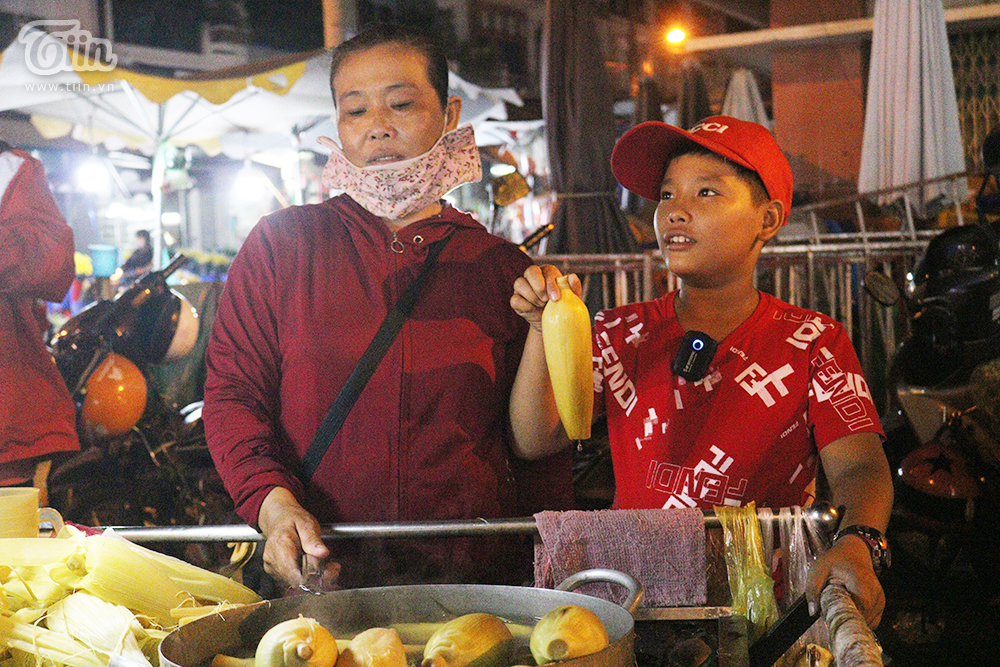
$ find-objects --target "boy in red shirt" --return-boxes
[510,116,893,627]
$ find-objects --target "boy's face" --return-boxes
[653,152,781,287]
[333,43,460,168]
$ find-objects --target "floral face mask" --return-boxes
[317,123,482,220]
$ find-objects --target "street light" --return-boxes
[665,27,686,46]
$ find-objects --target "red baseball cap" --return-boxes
[611,115,793,224]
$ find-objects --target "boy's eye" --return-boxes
[343,107,366,118]
[698,188,719,197]
[659,191,673,201]
[390,100,415,111]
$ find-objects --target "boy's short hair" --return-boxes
[330,23,450,111]
[670,145,770,207]
[611,115,793,224]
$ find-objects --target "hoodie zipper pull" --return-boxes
[390,231,405,254]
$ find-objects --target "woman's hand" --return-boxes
[511,265,582,333]
[805,535,885,628]
[258,487,340,591]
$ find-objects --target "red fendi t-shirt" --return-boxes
[593,290,884,510]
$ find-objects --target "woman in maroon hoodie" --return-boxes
[0,141,78,488]
[203,24,573,593]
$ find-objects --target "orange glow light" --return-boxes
[666,28,686,45]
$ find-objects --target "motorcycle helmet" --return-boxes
[120,288,199,364]
[900,221,1000,386]
[80,352,148,439]
[51,299,113,393]
[106,278,200,365]
[52,280,199,368]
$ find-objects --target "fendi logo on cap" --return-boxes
[690,121,729,134]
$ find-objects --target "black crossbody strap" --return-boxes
[300,235,450,481]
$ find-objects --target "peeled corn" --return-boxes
[256,616,339,667]
[336,628,406,667]
[529,606,608,664]
[422,613,515,667]
[541,276,593,440]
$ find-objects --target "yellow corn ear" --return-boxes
[542,276,594,440]
[422,613,515,667]
[529,605,608,664]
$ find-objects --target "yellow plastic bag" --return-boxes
[716,502,780,642]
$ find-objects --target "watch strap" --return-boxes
[834,524,890,577]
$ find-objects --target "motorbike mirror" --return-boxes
[864,271,900,306]
[491,171,530,207]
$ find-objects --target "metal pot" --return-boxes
[160,569,641,667]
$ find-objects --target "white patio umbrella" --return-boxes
[721,68,771,129]
[857,0,967,217]
[0,27,330,265]
[0,26,521,263]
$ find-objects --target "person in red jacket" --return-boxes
[0,140,79,488]
[203,24,574,593]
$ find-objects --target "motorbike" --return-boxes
[864,126,1000,625]
[45,254,238,569]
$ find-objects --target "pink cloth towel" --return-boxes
[534,508,707,608]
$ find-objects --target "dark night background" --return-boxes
[109,0,517,89]
[112,0,325,54]
[110,0,453,55]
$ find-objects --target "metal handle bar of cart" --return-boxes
[110,502,840,543]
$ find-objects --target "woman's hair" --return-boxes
[136,229,151,244]
[330,23,450,110]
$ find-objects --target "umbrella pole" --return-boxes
[152,142,168,270]
[294,129,305,206]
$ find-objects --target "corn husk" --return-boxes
[45,592,153,667]
[61,534,259,627]
[0,612,105,667]
[0,530,261,667]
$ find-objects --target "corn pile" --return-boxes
[0,527,261,667]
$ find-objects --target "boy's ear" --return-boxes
[758,200,784,243]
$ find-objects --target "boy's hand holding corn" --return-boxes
[511,265,583,333]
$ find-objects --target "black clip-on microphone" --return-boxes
[672,330,719,382]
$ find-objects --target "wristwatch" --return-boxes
[834,525,891,577]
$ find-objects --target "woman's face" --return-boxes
[333,42,460,168]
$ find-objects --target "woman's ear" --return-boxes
[445,95,462,132]
[758,200,784,243]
